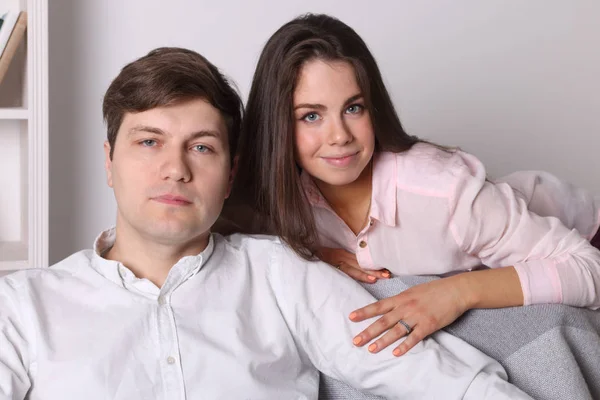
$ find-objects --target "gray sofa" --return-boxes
[319,275,600,400]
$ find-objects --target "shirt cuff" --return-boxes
[513,259,563,306]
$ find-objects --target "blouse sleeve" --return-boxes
[447,151,600,309]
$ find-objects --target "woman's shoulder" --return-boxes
[385,142,486,197]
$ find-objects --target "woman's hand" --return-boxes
[318,247,391,283]
[349,267,523,356]
[349,276,471,356]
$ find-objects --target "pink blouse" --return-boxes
[302,143,600,308]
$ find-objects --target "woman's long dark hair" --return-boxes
[232,13,421,259]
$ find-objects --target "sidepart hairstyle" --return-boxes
[103,47,243,163]
[233,13,421,259]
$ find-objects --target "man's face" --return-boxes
[104,98,232,247]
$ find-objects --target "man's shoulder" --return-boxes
[216,233,285,253]
[214,233,326,272]
[0,249,95,291]
[50,249,95,270]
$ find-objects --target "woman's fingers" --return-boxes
[350,305,401,346]
[349,297,395,322]
[337,262,378,283]
[366,319,414,353]
[392,329,426,357]
[319,247,391,281]
[366,268,391,279]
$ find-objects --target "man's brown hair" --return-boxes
[102,47,243,162]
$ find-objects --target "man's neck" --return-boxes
[104,223,210,288]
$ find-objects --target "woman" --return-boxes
[228,13,600,358]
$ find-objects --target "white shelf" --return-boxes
[0,262,26,272]
[0,107,28,120]
[0,0,48,271]
[0,240,28,271]
[0,240,27,259]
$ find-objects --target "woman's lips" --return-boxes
[321,152,359,167]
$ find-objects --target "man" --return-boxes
[0,47,530,399]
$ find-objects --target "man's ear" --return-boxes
[225,155,239,199]
[104,141,114,188]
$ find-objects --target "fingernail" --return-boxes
[382,272,390,278]
[368,276,376,281]
[368,343,377,353]
[353,336,363,346]
[349,312,357,320]
[393,349,401,357]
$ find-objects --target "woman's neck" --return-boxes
[315,161,373,235]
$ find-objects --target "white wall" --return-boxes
[48,0,600,264]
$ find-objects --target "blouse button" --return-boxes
[359,241,367,248]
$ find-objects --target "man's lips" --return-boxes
[152,194,193,206]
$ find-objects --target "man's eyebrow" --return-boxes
[188,130,222,140]
[128,125,222,140]
[293,93,364,111]
[128,125,165,136]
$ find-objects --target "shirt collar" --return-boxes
[300,170,329,209]
[300,152,398,227]
[90,227,215,294]
[370,152,398,227]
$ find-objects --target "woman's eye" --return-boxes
[302,113,321,122]
[194,145,210,153]
[346,104,363,114]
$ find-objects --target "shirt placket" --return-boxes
[156,289,186,400]
[154,259,200,400]
[306,179,378,269]
[355,218,375,269]
[119,265,186,399]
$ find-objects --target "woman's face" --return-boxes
[293,59,375,188]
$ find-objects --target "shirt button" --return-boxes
[158,296,166,306]
[369,220,374,226]
[359,241,367,248]
[167,356,176,364]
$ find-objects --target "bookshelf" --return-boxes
[0,0,48,273]
[0,106,28,119]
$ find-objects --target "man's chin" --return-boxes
[141,224,210,246]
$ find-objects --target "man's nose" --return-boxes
[160,148,192,182]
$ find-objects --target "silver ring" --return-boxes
[398,320,412,335]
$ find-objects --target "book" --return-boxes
[0,11,26,86]
[0,10,19,58]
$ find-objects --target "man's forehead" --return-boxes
[120,101,228,142]
[127,124,224,142]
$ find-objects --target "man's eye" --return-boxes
[141,140,156,147]
[194,145,210,153]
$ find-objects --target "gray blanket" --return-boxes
[319,276,600,400]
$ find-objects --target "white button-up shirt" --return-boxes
[0,229,531,399]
